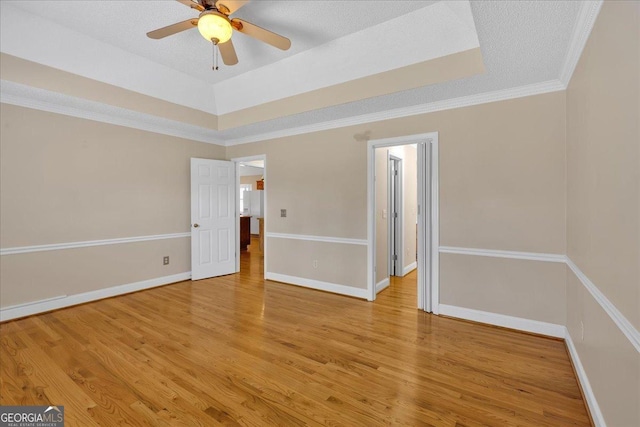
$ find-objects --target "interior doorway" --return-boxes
[367,133,439,313]
[233,155,267,276]
[388,154,404,277]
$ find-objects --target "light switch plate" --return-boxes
[281,209,287,217]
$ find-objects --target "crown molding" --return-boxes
[0,80,225,146]
[2,78,566,148]
[559,0,603,87]
[2,76,569,150]
[224,79,566,146]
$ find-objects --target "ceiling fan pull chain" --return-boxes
[212,39,219,71]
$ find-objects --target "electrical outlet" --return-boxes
[163,256,170,265]
[281,209,287,217]
[580,321,584,341]
[313,260,318,268]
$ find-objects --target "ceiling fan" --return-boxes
[147,0,291,66]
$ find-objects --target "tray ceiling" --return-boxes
[0,0,588,146]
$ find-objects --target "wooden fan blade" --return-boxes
[218,39,239,65]
[215,0,249,15]
[231,18,291,50]
[147,19,198,39]
[176,0,204,12]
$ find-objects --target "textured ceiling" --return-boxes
[8,0,434,84]
[1,0,584,144]
[215,0,581,141]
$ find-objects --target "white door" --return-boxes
[191,158,237,280]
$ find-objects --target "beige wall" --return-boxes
[267,238,367,290]
[219,48,484,129]
[240,175,263,186]
[0,104,224,308]
[565,1,639,425]
[0,54,218,130]
[228,91,567,313]
[441,254,566,324]
[1,238,190,306]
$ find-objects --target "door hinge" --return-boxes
[393,254,398,261]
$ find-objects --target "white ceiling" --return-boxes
[0,0,589,145]
[239,163,264,176]
[217,0,583,141]
[7,0,434,85]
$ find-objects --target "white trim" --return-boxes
[0,80,224,146]
[266,232,367,246]
[559,1,603,86]
[402,261,417,276]
[430,138,440,314]
[567,257,640,353]
[432,246,640,353]
[367,142,376,301]
[438,304,566,338]
[439,246,566,263]
[265,272,369,300]
[1,232,191,256]
[224,81,565,146]
[564,329,606,427]
[376,278,390,294]
[3,78,567,148]
[0,272,191,322]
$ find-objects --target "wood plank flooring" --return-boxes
[1,238,591,426]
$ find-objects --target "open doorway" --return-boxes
[233,155,267,276]
[374,146,418,302]
[367,133,439,313]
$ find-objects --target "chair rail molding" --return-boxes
[0,232,191,256]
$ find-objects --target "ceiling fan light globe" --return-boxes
[197,11,233,44]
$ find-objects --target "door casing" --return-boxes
[232,154,267,276]
[367,132,439,313]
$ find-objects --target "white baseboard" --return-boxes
[402,261,417,276]
[376,278,390,293]
[265,272,368,299]
[564,329,605,427]
[438,304,565,338]
[0,272,191,322]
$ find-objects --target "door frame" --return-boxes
[367,132,439,313]
[232,154,267,276]
[387,154,404,277]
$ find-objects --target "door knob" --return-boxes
[193,223,200,228]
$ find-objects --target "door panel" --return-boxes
[191,158,237,280]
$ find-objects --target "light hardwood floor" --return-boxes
[1,238,591,426]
